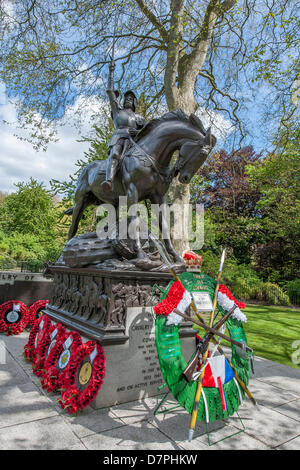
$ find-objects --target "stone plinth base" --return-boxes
[91,306,194,409]
[44,265,195,408]
[44,265,193,345]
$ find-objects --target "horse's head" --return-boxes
[175,127,216,184]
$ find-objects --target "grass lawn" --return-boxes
[242,304,300,369]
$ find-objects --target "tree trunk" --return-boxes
[165,96,199,255]
[137,0,237,255]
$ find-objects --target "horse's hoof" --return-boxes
[171,262,186,274]
[133,258,160,271]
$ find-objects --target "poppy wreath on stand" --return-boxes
[39,323,66,390]
[28,300,49,327]
[41,330,82,393]
[0,301,30,335]
[58,341,106,414]
[24,314,52,362]
[32,318,55,376]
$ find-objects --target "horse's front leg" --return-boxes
[127,183,146,259]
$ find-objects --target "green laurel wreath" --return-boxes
[154,272,251,423]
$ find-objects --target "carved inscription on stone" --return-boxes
[115,307,162,397]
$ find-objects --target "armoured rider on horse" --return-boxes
[101,60,146,192]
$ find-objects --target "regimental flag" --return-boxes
[202,354,235,411]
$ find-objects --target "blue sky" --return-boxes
[0,1,297,195]
[0,86,110,194]
[0,82,235,194]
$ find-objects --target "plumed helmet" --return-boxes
[123,90,138,111]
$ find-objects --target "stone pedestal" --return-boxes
[44,265,195,408]
[45,265,193,345]
[92,305,194,408]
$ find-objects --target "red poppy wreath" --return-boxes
[24,314,51,363]
[58,341,106,414]
[32,321,61,376]
[28,299,49,327]
[39,322,66,388]
[41,330,82,393]
[0,300,30,335]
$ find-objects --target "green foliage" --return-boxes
[0,179,61,265]
[286,280,300,306]
[0,230,51,262]
[0,178,57,236]
[247,125,300,281]
[200,249,260,293]
[191,147,264,265]
[50,122,113,237]
[0,254,18,271]
[249,282,290,306]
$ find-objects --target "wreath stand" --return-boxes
[153,381,245,447]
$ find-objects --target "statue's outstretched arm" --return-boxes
[106,60,119,117]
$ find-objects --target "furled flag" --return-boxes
[202,354,235,411]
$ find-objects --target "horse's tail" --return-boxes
[64,207,74,216]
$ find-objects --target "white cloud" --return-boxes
[0,83,233,194]
[196,108,234,142]
[0,90,109,194]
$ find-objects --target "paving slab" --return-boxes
[82,420,181,450]
[246,378,299,408]
[1,330,300,450]
[0,415,81,450]
[110,397,159,425]
[0,351,32,388]
[274,399,300,422]
[149,405,225,444]
[178,423,269,451]
[63,405,126,438]
[252,356,284,378]
[2,331,29,359]
[276,435,300,450]
[256,363,300,396]
[0,381,58,428]
[236,401,300,448]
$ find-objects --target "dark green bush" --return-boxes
[287,280,300,306]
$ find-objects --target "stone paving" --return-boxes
[0,331,299,450]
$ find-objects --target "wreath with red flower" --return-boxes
[24,314,52,362]
[28,300,49,327]
[0,300,30,336]
[41,330,82,393]
[58,341,106,414]
[39,323,66,388]
[31,318,54,376]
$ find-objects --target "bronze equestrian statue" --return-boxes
[65,61,216,266]
[101,60,146,192]
[65,106,216,266]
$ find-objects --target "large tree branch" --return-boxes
[178,0,237,99]
[135,0,169,44]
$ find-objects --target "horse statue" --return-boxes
[65,109,216,267]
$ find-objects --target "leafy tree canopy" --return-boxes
[0,178,61,262]
[0,0,298,150]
